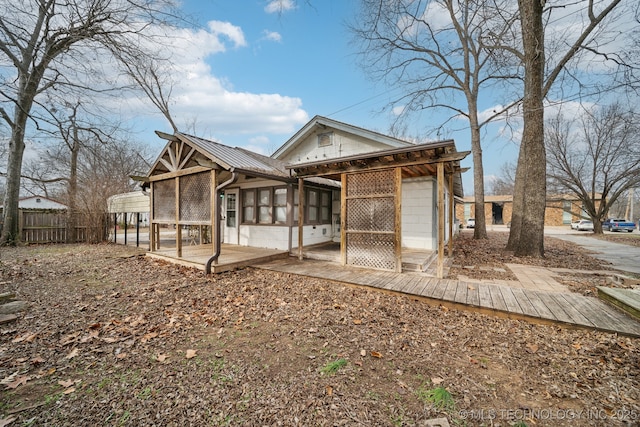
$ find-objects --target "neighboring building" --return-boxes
[456,194,603,226]
[107,191,150,226]
[13,196,67,211]
[143,115,469,273]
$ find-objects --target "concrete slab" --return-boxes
[548,234,640,275]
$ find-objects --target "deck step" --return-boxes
[402,251,437,272]
[597,287,640,320]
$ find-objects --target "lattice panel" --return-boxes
[346,233,396,270]
[346,197,395,232]
[153,179,175,221]
[179,172,211,222]
[346,169,395,197]
[344,169,398,271]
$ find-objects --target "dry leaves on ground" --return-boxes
[0,243,637,427]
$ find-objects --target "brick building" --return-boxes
[456,194,602,227]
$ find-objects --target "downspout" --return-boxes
[205,171,238,274]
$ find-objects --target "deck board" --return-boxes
[509,288,539,317]
[488,284,508,312]
[536,292,573,323]
[499,286,523,315]
[454,281,468,304]
[477,284,494,309]
[251,258,640,337]
[465,282,480,307]
[442,280,459,302]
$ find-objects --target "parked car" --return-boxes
[575,220,594,231]
[570,220,581,230]
[602,218,635,232]
[466,218,475,228]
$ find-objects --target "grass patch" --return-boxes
[415,385,455,412]
[320,358,347,375]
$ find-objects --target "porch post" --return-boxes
[394,167,402,273]
[210,170,217,254]
[448,171,454,256]
[298,178,304,260]
[175,176,182,258]
[340,173,346,266]
[149,182,156,251]
[437,162,445,278]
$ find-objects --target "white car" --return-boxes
[466,218,475,228]
[575,220,594,231]
[570,220,581,230]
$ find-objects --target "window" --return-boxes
[303,188,332,225]
[242,190,255,223]
[317,132,333,147]
[258,188,271,223]
[308,189,319,222]
[274,188,287,223]
[241,187,287,225]
[226,193,236,227]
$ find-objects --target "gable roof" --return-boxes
[271,115,415,160]
[147,131,290,180]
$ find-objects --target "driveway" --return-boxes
[549,232,640,275]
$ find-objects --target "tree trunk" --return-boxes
[66,121,80,243]
[469,105,487,239]
[508,0,546,257]
[0,112,28,246]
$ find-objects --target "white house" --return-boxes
[144,116,468,275]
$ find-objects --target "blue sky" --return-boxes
[130,0,510,193]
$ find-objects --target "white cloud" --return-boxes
[264,0,296,14]
[206,20,246,49]
[115,19,309,141]
[392,105,406,116]
[262,30,282,43]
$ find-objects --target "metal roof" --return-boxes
[178,133,290,179]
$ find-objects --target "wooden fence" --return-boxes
[17,210,109,244]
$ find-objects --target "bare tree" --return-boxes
[351,0,520,240]
[507,0,635,256]
[489,161,516,195]
[546,104,640,234]
[0,0,180,245]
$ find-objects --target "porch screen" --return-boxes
[153,179,175,221]
[179,172,211,223]
[345,169,398,271]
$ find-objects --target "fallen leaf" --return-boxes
[157,354,168,363]
[431,377,444,385]
[571,343,581,350]
[142,332,158,342]
[0,416,17,427]
[526,343,539,353]
[12,332,37,343]
[66,348,79,359]
[353,319,362,325]
[467,285,476,290]
[360,349,366,357]
[58,379,74,388]
[325,385,333,396]
[30,356,45,365]
[63,387,75,395]
[185,349,197,359]
[60,332,81,346]
[370,351,382,358]
[116,353,128,359]
[6,375,29,389]
[88,323,101,330]
[0,372,18,385]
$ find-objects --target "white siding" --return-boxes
[280,129,400,165]
[236,224,333,250]
[401,177,435,250]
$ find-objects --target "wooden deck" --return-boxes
[147,244,289,273]
[255,257,640,337]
